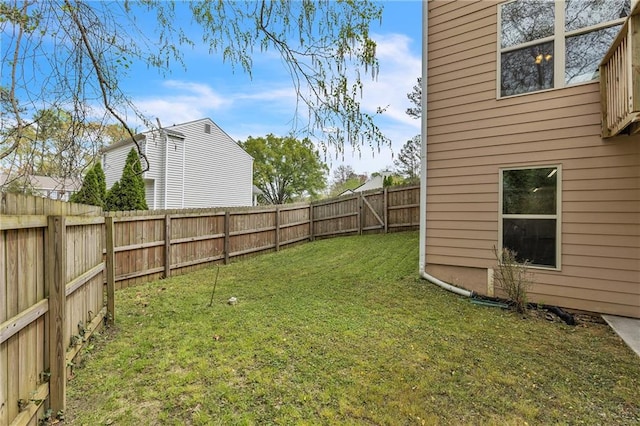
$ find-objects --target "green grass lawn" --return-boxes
[66,232,640,425]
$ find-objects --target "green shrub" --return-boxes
[105,148,147,211]
[70,164,104,207]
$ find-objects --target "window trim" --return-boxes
[497,0,628,99]
[498,164,562,271]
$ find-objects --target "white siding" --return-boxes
[165,135,184,209]
[171,118,253,208]
[102,143,134,189]
[143,132,166,208]
[103,118,253,209]
[144,179,156,210]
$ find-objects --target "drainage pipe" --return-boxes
[418,0,472,299]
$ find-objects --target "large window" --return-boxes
[500,166,561,269]
[499,0,630,97]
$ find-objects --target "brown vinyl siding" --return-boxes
[426,0,640,317]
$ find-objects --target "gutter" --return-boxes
[418,0,473,299]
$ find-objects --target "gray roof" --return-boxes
[0,173,81,191]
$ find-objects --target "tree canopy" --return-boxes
[406,77,422,120]
[394,136,421,184]
[1,0,388,181]
[329,165,367,196]
[239,134,328,204]
[0,107,124,180]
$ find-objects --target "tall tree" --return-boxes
[105,148,148,211]
[93,161,107,202]
[240,134,328,204]
[2,1,388,179]
[329,165,366,196]
[394,136,421,184]
[0,107,122,179]
[33,108,115,177]
[406,77,422,120]
[69,164,103,207]
[333,165,358,186]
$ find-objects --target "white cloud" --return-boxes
[323,32,421,174]
[130,31,421,175]
[135,80,229,124]
[361,33,421,129]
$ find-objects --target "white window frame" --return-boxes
[497,0,628,99]
[498,165,562,271]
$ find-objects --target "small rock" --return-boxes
[228,297,238,305]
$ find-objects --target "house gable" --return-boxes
[166,118,253,208]
[101,117,253,209]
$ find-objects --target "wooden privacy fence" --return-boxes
[106,203,312,288]
[0,193,110,426]
[108,185,420,289]
[0,185,419,424]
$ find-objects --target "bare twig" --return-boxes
[0,0,27,161]
[63,0,149,173]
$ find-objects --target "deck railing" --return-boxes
[600,4,640,138]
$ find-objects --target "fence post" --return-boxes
[358,193,363,235]
[47,216,66,414]
[164,215,171,278]
[224,211,230,264]
[309,204,314,241]
[105,216,115,324]
[275,206,280,251]
[384,187,389,233]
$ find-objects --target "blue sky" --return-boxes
[120,1,423,178]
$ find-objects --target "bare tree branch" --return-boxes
[63,0,148,172]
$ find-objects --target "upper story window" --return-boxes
[499,0,630,97]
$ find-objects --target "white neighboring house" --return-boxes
[102,118,254,209]
[0,173,80,201]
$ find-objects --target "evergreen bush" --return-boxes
[105,148,147,211]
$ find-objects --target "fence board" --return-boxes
[0,221,6,425]
[0,194,105,426]
[0,340,6,425]
[47,216,66,414]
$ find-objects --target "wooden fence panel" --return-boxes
[361,192,385,234]
[228,209,277,259]
[170,214,225,275]
[312,195,360,238]
[0,193,105,426]
[65,221,104,369]
[279,205,311,247]
[387,186,420,231]
[0,223,7,426]
[109,214,165,289]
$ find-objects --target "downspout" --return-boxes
[419,0,472,298]
[181,136,185,208]
[158,120,168,210]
